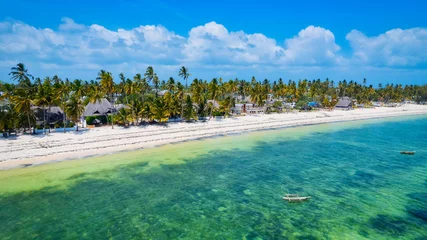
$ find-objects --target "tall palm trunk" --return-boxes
[43,106,46,134]
[181,95,184,121]
[48,105,52,133]
[76,113,80,132]
[209,96,216,120]
[27,113,31,134]
[111,93,114,129]
[63,111,66,133]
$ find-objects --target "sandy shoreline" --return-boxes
[1,104,427,170]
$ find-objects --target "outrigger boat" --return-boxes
[400,151,415,155]
[283,194,311,202]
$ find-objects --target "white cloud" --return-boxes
[0,18,426,83]
[59,17,85,31]
[182,21,283,64]
[281,26,343,65]
[346,28,427,67]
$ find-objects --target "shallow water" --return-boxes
[0,115,426,239]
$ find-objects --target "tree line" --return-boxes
[1,63,426,135]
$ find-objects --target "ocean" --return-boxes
[0,115,426,239]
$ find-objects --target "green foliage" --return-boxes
[4,62,427,134]
[272,101,282,108]
[116,108,132,126]
[85,116,109,125]
[183,95,197,121]
[295,95,310,109]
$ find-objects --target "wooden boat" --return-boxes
[283,194,311,202]
[400,151,415,155]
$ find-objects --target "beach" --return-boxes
[1,104,427,170]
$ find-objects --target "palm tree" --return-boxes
[66,95,84,131]
[250,82,266,106]
[178,66,191,88]
[151,98,170,123]
[208,78,219,119]
[166,77,176,93]
[53,77,72,133]
[153,75,160,97]
[219,96,235,116]
[0,104,13,137]
[183,95,197,121]
[97,70,114,128]
[119,73,129,105]
[163,92,179,119]
[116,108,132,126]
[144,66,156,84]
[10,88,34,133]
[9,63,33,87]
[33,77,59,133]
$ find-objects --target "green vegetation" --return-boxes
[1,63,427,136]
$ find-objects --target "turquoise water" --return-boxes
[0,116,426,239]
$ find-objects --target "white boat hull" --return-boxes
[283,196,311,202]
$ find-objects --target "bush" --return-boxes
[86,116,109,125]
[213,111,224,116]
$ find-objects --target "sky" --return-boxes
[0,0,427,85]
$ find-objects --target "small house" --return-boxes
[335,97,353,110]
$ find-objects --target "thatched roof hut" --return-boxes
[83,98,113,117]
[335,97,353,109]
[32,106,64,125]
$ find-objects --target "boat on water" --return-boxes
[283,194,311,202]
[400,151,415,155]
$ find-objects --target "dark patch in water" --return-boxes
[407,207,427,222]
[297,235,317,240]
[368,214,408,236]
[66,172,90,180]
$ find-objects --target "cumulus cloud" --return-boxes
[281,26,344,65]
[346,28,427,67]
[59,17,85,31]
[182,21,284,64]
[0,18,426,82]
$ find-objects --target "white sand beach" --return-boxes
[1,104,427,170]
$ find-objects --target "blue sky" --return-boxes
[1,0,427,85]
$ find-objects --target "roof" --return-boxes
[32,106,64,125]
[336,98,353,108]
[83,98,113,116]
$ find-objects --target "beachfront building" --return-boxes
[83,98,114,117]
[335,97,353,110]
[32,106,65,127]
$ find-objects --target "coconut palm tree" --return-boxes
[119,73,129,105]
[10,88,34,133]
[151,98,170,123]
[219,96,235,116]
[53,77,71,132]
[153,75,160,97]
[66,95,84,131]
[144,66,156,84]
[166,77,176,93]
[33,77,59,133]
[0,104,13,137]
[178,66,191,88]
[9,63,33,87]
[97,70,114,128]
[208,78,219,119]
[250,82,266,106]
[116,108,132,126]
[163,91,179,119]
[183,95,197,121]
